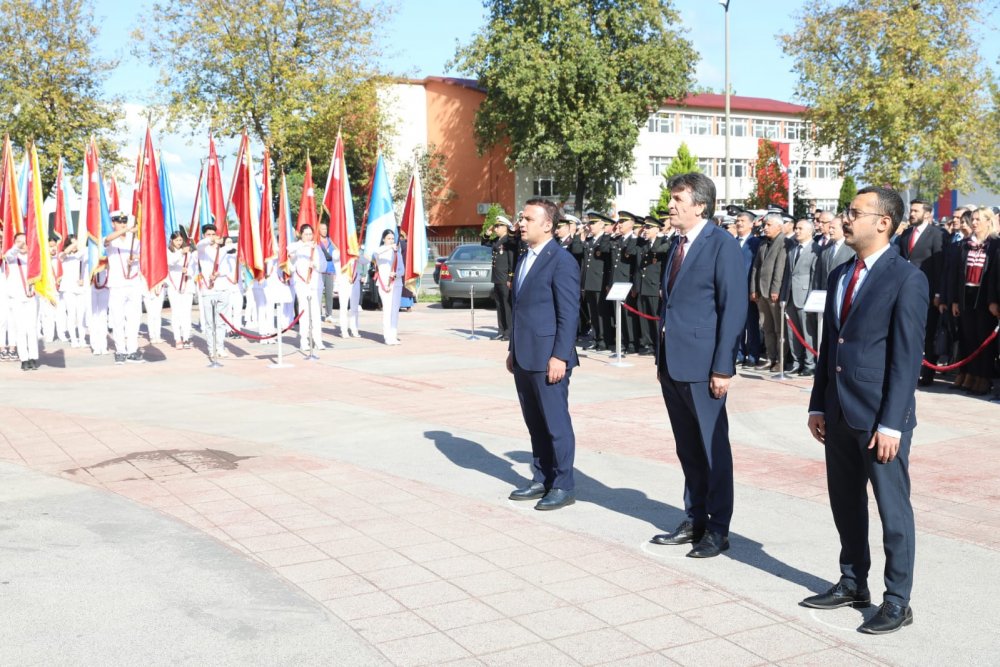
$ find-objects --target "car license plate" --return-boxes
[461,269,487,278]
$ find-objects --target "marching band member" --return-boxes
[290,224,324,354]
[4,233,39,370]
[166,232,196,349]
[58,234,87,348]
[373,228,404,345]
[103,210,144,364]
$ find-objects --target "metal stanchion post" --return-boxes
[207,298,223,368]
[270,302,292,369]
[305,294,319,360]
[775,300,787,380]
[609,299,631,368]
[466,284,479,341]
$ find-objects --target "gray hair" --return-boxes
[665,172,716,219]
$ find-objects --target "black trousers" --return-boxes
[824,409,915,606]
[921,304,941,379]
[636,294,659,348]
[583,290,603,342]
[492,282,511,337]
[958,287,995,377]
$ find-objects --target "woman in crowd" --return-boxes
[166,232,196,349]
[949,207,999,395]
[290,224,324,354]
[373,229,404,345]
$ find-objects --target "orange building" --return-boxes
[379,77,516,237]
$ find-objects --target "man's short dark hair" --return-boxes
[202,224,217,234]
[910,198,932,214]
[859,186,905,235]
[524,198,561,234]
[666,172,716,219]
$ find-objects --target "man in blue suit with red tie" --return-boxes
[506,199,581,511]
[804,186,928,635]
[649,173,745,558]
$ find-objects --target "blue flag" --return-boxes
[158,151,179,238]
[362,154,396,258]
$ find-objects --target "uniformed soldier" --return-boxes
[572,212,611,350]
[632,216,671,355]
[602,211,639,353]
[481,215,518,341]
[560,214,587,339]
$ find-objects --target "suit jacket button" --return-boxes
[835,365,842,372]
[838,337,844,344]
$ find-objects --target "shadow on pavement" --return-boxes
[425,429,831,596]
[38,347,66,369]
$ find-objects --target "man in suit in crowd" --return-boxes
[781,219,820,376]
[507,199,581,511]
[649,172,745,558]
[895,199,946,386]
[733,211,761,367]
[482,216,518,341]
[814,215,855,289]
[814,210,834,248]
[804,186,928,635]
[750,213,788,371]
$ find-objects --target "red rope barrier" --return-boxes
[783,313,819,357]
[921,324,999,371]
[218,309,305,341]
[621,301,659,321]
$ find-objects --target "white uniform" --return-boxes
[167,247,196,345]
[195,238,230,357]
[58,246,87,347]
[217,243,243,331]
[337,257,363,338]
[38,250,62,342]
[143,284,166,343]
[252,258,294,343]
[373,244,404,345]
[4,249,39,362]
[106,234,142,355]
[290,241,323,352]
[89,267,110,354]
[0,258,10,354]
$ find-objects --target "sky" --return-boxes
[87,0,997,216]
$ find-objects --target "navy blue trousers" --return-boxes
[513,364,576,491]
[824,410,915,606]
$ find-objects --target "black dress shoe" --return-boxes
[859,601,913,634]
[800,582,871,609]
[582,341,596,350]
[650,520,704,545]
[594,342,608,352]
[20,361,29,371]
[492,333,505,341]
[917,376,934,387]
[799,368,814,377]
[30,359,39,370]
[534,488,575,510]
[509,482,547,501]
[687,530,729,558]
[638,346,653,356]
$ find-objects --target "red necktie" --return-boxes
[908,228,919,253]
[839,259,865,324]
[667,235,687,292]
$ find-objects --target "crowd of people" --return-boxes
[0,213,412,370]
[481,199,1000,398]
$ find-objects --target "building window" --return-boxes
[681,114,712,135]
[647,112,674,133]
[532,177,555,197]
[718,117,747,137]
[613,180,623,196]
[752,119,780,139]
[649,156,672,176]
[815,162,839,179]
[719,159,749,178]
[798,164,810,179]
[696,157,713,174]
[784,121,805,141]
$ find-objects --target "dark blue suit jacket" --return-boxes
[809,245,928,432]
[737,235,760,279]
[509,239,580,372]
[656,223,746,382]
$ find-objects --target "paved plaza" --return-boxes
[1,302,997,666]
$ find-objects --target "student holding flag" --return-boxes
[57,234,87,348]
[290,224,324,354]
[166,232,196,348]
[374,228,404,345]
[4,233,39,370]
[104,211,145,364]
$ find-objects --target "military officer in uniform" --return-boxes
[603,211,640,353]
[572,212,611,350]
[632,217,671,355]
[481,215,518,341]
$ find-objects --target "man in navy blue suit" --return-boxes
[649,173,745,558]
[506,199,581,511]
[733,211,762,367]
[803,186,928,635]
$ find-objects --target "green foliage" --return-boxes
[780,0,1000,191]
[654,142,699,214]
[454,0,697,213]
[0,0,123,189]
[391,143,454,226]
[480,203,509,236]
[837,173,857,213]
[137,0,390,189]
[746,140,788,210]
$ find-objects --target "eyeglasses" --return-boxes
[844,208,884,222]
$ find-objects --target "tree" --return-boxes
[392,143,454,226]
[480,202,509,236]
[454,0,698,214]
[837,173,857,213]
[137,0,390,182]
[0,0,122,189]
[745,140,788,210]
[653,142,698,214]
[779,0,1000,191]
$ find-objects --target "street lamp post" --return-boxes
[720,0,731,206]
